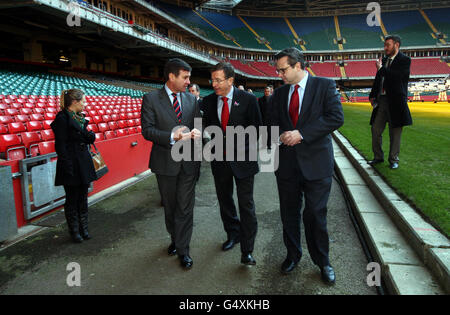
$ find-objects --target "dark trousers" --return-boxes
[63,184,90,235]
[156,167,196,256]
[276,166,332,268]
[371,96,403,164]
[213,162,257,254]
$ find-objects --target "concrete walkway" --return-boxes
[0,159,377,295]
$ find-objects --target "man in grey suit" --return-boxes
[141,58,201,269]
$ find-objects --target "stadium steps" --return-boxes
[333,132,449,294]
[333,16,344,50]
[192,10,242,48]
[419,9,447,45]
[284,17,307,51]
[306,66,316,77]
[237,15,272,50]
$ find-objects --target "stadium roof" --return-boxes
[159,0,450,16]
[232,0,450,16]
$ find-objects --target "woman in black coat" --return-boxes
[51,89,97,243]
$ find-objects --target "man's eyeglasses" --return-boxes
[276,66,292,75]
[210,78,228,85]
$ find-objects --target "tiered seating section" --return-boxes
[0,94,142,161]
[156,2,449,51]
[229,58,449,78]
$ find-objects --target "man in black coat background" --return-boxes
[258,85,273,150]
[202,62,262,265]
[369,35,412,169]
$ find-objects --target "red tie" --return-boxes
[172,93,182,123]
[289,84,300,127]
[221,97,229,131]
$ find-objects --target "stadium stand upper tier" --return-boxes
[156,2,449,51]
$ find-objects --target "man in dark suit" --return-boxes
[270,48,344,284]
[258,85,273,149]
[141,58,201,270]
[202,62,262,265]
[369,35,412,169]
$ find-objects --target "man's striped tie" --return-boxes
[172,93,182,123]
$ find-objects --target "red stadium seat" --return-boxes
[0,116,14,124]
[134,118,140,126]
[111,114,119,121]
[5,108,19,116]
[30,113,44,121]
[97,123,109,132]
[127,119,135,127]
[95,133,104,141]
[11,103,22,109]
[41,129,55,141]
[92,116,102,124]
[46,107,57,113]
[33,108,45,114]
[0,134,26,160]
[87,124,99,133]
[108,121,118,131]
[97,110,105,116]
[104,131,116,139]
[26,121,43,132]
[42,120,53,129]
[89,110,97,116]
[0,104,7,111]
[136,126,142,133]
[19,108,33,115]
[128,127,137,134]
[21,132,42,156]
[8,122,26,134]
[102,115,111,122]
[38,141,55,155]
[44,112,56,120]
[119,113,127,120]
[115,129,127,137]
[117,120,127,129]
[0,124,8,134]
[15,115,30,123]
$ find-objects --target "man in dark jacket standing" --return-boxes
[258,85,273,149]
[369,35,412,169]
[141,58,201,270]
[270,47,344,284]
[202,62,262,265]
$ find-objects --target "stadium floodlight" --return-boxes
[201,0,244,10]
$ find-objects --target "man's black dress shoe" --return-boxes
[167,243,177,256]
[281,258,297,274]
[241,253,256,265]
[368,159,384,165]
[389,162,399,169]
[321,265,336,284]
[179,255,193,269]
[222,238,240,251]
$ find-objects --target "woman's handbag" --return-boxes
[90,143,108,179]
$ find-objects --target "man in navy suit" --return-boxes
[202,62,262,265]
[270,48,344,284]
